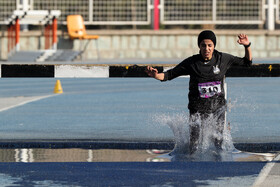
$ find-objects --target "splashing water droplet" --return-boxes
[152,108,236,161]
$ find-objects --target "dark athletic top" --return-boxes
[162,50,252,113]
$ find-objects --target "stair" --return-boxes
[7,50,81,62]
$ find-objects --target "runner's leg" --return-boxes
[214,108,226,150]
[189,113,202,154]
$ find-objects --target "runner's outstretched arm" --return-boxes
[237,34,252,61]
[145,66,165,81]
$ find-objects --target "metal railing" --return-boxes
[0,0,17,23]
[275,0,280,23]
[33,0,151,25]
[161,0,264,25]
[0,0,279,30]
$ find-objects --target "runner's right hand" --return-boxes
[145,66,158,78]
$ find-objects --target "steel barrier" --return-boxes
[32,0,151,25]
[0,0,279,30]
[161,0,264,25]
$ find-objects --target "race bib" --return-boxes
[198,81,222,98]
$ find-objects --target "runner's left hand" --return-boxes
[237,34,250,46]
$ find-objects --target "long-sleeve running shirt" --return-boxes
[162,50,252,113]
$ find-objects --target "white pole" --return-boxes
[22,0,29,11]
[212,0,216,22]
[267,0,275,31]
[89,0,93,22]
[21,0,30,31]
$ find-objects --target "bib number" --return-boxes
[198,81,221,98]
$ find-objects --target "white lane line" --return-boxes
[0,95,55,112]
[253,153,280,186]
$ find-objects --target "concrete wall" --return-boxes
[1,30,280,60]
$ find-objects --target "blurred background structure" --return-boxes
[0,0,276,30]
[0,0,280,29]
[1,0,280,61]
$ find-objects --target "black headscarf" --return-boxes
[198,30,216,47]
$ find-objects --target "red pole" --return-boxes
[154,0,160,30]
[44,24,50,49]
[52,17,57,50]
[11,25,15,52]
[7,25,11,53]
[15,18,20,51]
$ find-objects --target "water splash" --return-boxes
[152,109,236,161]
[153,112,189,154]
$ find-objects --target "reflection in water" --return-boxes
[0,145,275,163]
[15,149,34,162]
[87,149,93,162]
[0,147,271,162]
[0,147,274,162]
[0,148,171,162]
